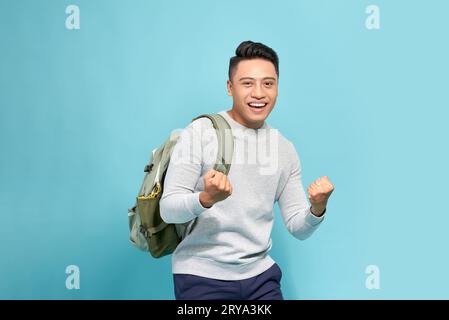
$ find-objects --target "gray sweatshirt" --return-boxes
[159,110,325,280]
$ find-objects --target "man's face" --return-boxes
[227,58,278,129]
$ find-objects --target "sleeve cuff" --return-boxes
[190,192,209,217]
[306,207,326,226]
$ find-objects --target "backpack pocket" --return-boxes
[128,205,150,251]
[136,194,182,258]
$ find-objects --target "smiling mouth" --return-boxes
[247,102,268,109]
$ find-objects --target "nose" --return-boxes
[251,82,265,99]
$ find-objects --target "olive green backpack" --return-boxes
[128,113,234,258]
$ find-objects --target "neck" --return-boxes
[227,109,264,129]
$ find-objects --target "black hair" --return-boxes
[228,40,279,81]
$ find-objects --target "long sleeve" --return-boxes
[159,120,209,224]
[276,143,325,240]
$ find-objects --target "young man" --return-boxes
[160,41,334,300]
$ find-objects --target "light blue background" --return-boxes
[1,0,448,299]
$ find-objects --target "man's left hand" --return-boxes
[307,176,334,216]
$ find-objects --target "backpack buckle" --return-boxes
[139,225,149,238]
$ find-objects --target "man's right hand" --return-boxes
[199,169,233,208]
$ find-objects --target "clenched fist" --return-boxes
[199,169,233,208]
[307,176,334,216]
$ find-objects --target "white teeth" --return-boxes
[249,103,266,107]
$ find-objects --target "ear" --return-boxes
[226,80,233,96]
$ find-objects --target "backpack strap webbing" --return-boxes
[191,113,234,176]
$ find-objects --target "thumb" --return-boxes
[204,169,217,180]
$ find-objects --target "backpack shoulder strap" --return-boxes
[191,113,234,175]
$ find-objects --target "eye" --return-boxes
[265,82,274,86]
[243,82,252,86]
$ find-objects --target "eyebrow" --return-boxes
[238,77,277,82]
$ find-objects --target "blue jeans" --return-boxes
[173,263,284,300]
